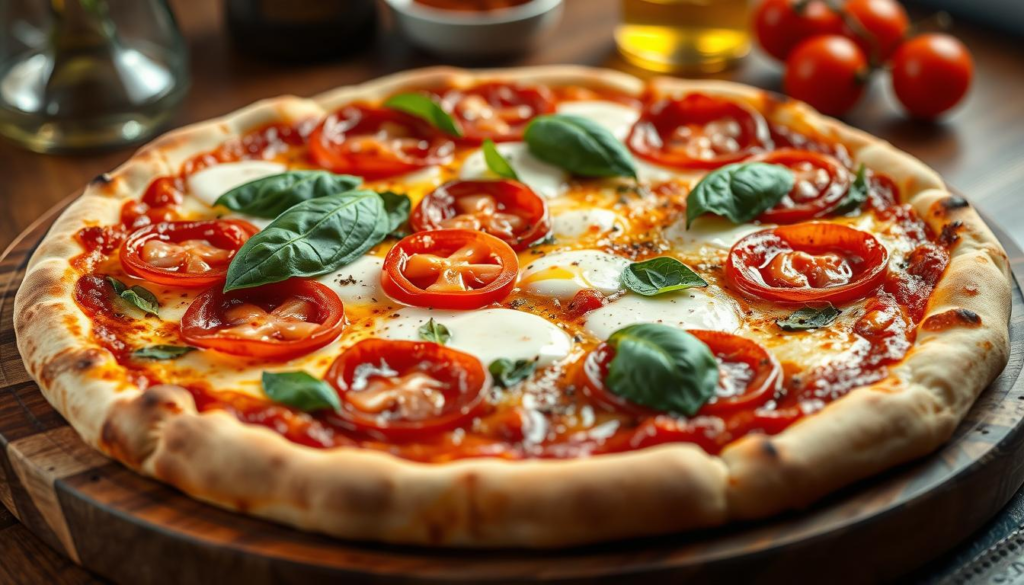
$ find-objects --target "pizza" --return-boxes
[14,66,1012,547]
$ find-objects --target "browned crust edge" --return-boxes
[13,66,1011,547]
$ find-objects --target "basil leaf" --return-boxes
[378,190,411,234]
[224,190,390,291]
[214,171,361,219]
[483,139,519,180]
[132,345,196,360]
[686,162,795,227]
[525,114,637,179]
[418,318,451,345]
[384,93,463,137]
[262,371,341,413]
[106,277,159,316]
[622,257,707,296]
[832,164,869,215]
[777,305,841,331]
[604,323,718,416]
[106,275,127,295]
[489,358,536,388]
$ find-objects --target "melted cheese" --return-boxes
[584,288,742,340]
[551,208,622,239]
[520,250,630,300]
[377,307,572,367]
[316,255,384,306]
[555,100,640,141]
[187,161,286,207]
[459,142,568,199]
[664,216,772,254]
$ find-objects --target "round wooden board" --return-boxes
[2,198,1024,585]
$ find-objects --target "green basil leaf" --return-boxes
[214,171,361,219]
[378,190,412,234]
[132,345,196,360]
[483,139,519,180]
[418,318,451,345]
[262,371,341,413]
[622,257,707,296]
[604,323,718,416]
[686,162,795,227]
[777,304,841,331]
[489,358,536,388]
[384,93,463,137]
[525,114,637,179]
[120,286,160,316]
[105,275,127,295]
[832,164,869,215]
[224,190,390,291]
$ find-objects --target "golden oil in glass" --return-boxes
[616,0,751,73]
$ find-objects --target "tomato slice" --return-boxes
[726,223,888,304]
[753,149,851,223]
[409,180,551,250]
[627,93,772,170]
[440,82,555,143]
[577,330,781,417]
[381,229,519,310]
[308,105,455,180]
[324,338,489,440]
[120,220,258,288]
[180,280,346,360]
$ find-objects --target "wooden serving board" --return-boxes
[2,198,1024,585]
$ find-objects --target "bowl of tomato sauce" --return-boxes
[384,0,564,58]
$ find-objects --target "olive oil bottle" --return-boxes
[616,0,751,73]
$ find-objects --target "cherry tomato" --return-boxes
[891,33,974,119]
[753,0,844,62]
[440,82,555,143]
[381,229,519,310]
[564,288,605,320]
[843,0,909,62]
[754,149,852,223]
[120,220,258,288]
[578,330,781,417]
[726,223,889,304]
[308,105,455,180]
[410,180,550,250]
[627,93,772,169]
[180,280,346,360]
[784,35,869,116]
[324,339,489,440]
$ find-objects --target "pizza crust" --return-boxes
[14,66,1012,547]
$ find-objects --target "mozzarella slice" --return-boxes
[551,208,622,239]
[664,216,772,253]
[556,100,640,141]
[316,255,384,306]
[459,142,568,199]
[520,250,630,301]
[377,307,572,367]
[584,289,742,340]
[187,161,286,207]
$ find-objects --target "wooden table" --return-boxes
[1,0,1023,582]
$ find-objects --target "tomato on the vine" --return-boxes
[784,35,869,116]
[752,0,844,62]
[891,33,973,119]
[843,0,910,63]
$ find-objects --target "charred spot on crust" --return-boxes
[39,347,106,386]
[941,196,969,210]
[922,308,982,331]
[761,440,779,460]
[91,173,113,186]
[939,221,964,246]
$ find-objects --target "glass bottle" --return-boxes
[616,0,751,74]
[0,0,190,153]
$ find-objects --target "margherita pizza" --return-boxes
[14,67,1012,547]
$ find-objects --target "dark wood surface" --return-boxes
[1,194,1023,584]
[1,0,1024,582]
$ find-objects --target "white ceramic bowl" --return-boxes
[384,0,564,59]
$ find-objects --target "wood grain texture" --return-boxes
[0,204,1021,584]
